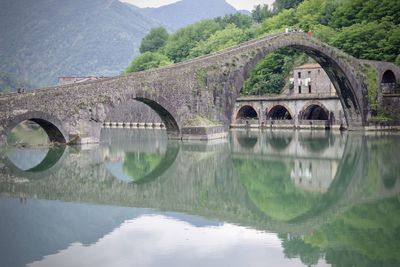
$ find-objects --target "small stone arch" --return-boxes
[236,105,258,120]
[267,105,293,120]
[4,111,67,144]
[301,102,330,121]
[381,70,396,84]
[381,70,397,94]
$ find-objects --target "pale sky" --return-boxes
[121,0,275,11]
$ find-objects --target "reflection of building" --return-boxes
[233,64,345,129]
[290,159,338,193]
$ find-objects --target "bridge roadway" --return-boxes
[1,132,399,236]
[0,33,399,144]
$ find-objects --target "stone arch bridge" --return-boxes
[1,33,399,144]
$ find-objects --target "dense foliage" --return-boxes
[139,27,169,53]
[251,4,273,23]
[124,52,172,73]
[242,49,307,95]
[126,0,400,96]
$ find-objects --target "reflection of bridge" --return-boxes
[231,130,346,160]
[231,130,347,192]
[1,33,400,144]
[1,131,399,235]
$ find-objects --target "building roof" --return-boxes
[294,63,321,70]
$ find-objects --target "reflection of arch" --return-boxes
[236,132,259,150]
[267,105,293,120]
[299,132,330,153]
[4,111,67,144]
[107,143,180,184]
[132,143,180,184]
[301,103,329,120]
[382,174,397,189]
[381,70,396,84]
[5,146,67,179]
[267,132,293,151]
[236,105,258,120]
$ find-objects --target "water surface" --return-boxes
[1,129,399,267]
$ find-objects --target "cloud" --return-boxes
[28,215,321,267]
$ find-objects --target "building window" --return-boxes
[308,85,312,93]
[298,86,302,94]
[307,71,311,77]
[318,69,320,74]
[298,72,301,78]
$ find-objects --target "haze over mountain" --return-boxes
[0,0,243,89]
[142,0,238,30]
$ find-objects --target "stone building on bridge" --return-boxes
[233,63,345,129]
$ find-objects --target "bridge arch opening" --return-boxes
[135,97,180,135]
[382,70,396,84]
[104,97,180,137]
[236,105,258,120]
[240,39,365,127]
[302,104,329,120]
[267,105,292,120]
[381,70,397,93]
[5,113,67,146]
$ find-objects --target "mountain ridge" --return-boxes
[0,0,243,89]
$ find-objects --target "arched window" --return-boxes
[302,105,329,120]
[236,105,258,120]
[267,105,292,120]
[381,70,397,94]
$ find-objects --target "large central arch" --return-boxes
[230,34,367,128]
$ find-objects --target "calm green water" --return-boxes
[0,129,399,267]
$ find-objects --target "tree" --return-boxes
[331,20,400,61]
[252,4,273,23]
[124,52,172,73]
[164,20,221,62]
[256,8,298,36]
[139,27,169,53]
[273,0,304,12]
[215,13,254,29]
[189,24,245,57]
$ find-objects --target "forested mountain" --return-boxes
[0,0,242,90]
[0,0,159,88]
[142,0,237,31]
